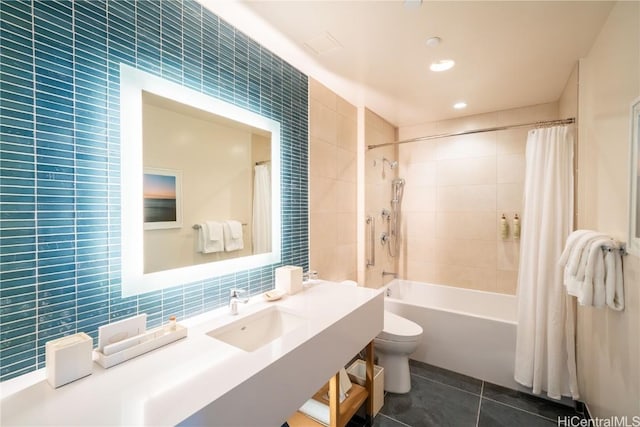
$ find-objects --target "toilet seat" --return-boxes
[377,311,423,342]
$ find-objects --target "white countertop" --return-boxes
[1,281,384,426]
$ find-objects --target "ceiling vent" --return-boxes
[303,32,342,55]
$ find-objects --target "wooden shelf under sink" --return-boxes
[287,383,368,427]
[287,341,375,427]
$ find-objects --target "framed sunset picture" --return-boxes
[143,168,182,230]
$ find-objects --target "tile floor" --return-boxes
[369,360,585,427]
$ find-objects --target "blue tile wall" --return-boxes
[0,0,309,381]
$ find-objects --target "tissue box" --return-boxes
[275,266,303,295]
[46,332,93,388]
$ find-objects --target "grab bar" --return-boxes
[366,216,375,267]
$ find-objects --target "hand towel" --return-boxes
[198,222,224,253]
[206,221,223,241]
[227,220,242,239]
[223,220,244,252]
[298,399,329,426]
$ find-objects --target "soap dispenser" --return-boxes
[500,214,510,239]
[513,214,521,240]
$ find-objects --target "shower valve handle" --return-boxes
[380,232,389,245]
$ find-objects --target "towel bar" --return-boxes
[193,223,247,229]
[600,244,628,256]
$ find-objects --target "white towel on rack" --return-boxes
[197,222,224,253]
[223,220,244,252]
[559,230,606,297]
[560,230,625,310]
[227,220,242,239]
[581,237,611,307]
[569,232,607,278]
[558,229,593,266]
[206,221,223,241]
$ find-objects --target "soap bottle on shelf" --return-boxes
[513,214,521,240]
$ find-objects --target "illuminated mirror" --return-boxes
[120,64,281,296]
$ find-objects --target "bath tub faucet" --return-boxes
[229,289,249,315]
[382,271,398,278]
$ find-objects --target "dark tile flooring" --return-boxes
[369,360,585,427]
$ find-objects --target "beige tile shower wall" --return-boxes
[364,108,399,288]
[308,79,358,281]
[397,103,558,294]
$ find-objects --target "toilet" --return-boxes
[339,280,423,394]
[374,310,423,394]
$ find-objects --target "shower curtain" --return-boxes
[514,125,579,400]
[253,165,271,254]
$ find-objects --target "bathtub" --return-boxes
[384,279,519,390]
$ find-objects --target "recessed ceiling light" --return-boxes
[426,37,441,48]
[430,59,455,72]
[453,102,467,110]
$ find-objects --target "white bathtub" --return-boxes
[384,279,519,390]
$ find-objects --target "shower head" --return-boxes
[391,178,405,204]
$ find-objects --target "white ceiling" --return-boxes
[238,1,613,127]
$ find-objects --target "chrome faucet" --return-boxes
[229,289,249,315]
[303,270,319,282]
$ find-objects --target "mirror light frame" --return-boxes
[120,64,281,297]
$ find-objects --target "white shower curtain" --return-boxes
[514,125,579,400]
[253,164,271,254]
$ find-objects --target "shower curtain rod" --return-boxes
[367,117,576,150]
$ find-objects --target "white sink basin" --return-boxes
[207,306,306,351]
